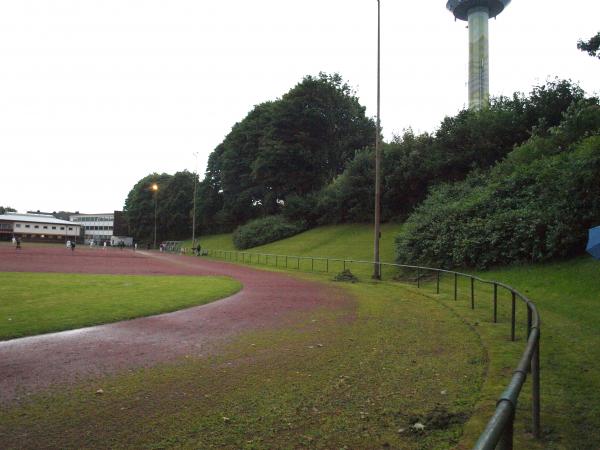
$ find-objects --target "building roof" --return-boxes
[0,214,80,226]
[70,213,114,217]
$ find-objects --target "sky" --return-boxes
[1,0,599,214]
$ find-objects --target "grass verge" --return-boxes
[0,272,241,340]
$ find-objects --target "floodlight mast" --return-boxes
[446,0,511,110]
[373,0,382,280]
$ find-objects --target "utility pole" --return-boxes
[192,152,199,248]
[373,0,382,280]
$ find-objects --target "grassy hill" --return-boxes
[192,223,600,449]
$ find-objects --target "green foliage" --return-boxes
[396,101,600,269]
[196,73,375,231]
[0,206,16,215]
[578,32,600,59]
[232,215,307,250]
[312,79,587,224]
[124,171,197,243]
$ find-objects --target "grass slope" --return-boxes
[0,273,241,340]
[0,278,484,449]
[190,223,404,279]
[194,224,599,448]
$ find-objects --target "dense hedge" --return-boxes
[396,102,600,269]
[232,216,306,250]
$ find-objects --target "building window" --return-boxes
[60,227,65,230]
[52,226,56,230]
[16,224,21,228]
[68,227,73,231]
[43,225,48,229]
[34,225,39,229]
[25,225,30,228]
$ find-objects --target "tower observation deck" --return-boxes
[447,0,511,110]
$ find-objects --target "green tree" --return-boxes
[158,171,197,240]
[202,73,375,230]
[578,32,600,59]
[0,206,16,215]
[123,173,172,243]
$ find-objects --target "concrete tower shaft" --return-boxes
[447,0,511,110]
[469,7,489,110]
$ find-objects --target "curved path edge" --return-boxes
[0,247,355,403]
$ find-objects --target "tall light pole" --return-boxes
[152,183,158,249]
[192,152,199,248]
[373,0,382,280]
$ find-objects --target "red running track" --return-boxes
[0,246,354,402]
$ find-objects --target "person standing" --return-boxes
[71,241,76,252]
[15,237,21,250]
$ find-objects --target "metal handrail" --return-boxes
[199,248,541,449]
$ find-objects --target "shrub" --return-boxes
[232,216,306,250]
[396,101,600,269]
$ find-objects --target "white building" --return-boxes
[0,214,81,242]
[70,213,114,244]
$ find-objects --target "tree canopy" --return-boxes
[123,171,197,243]
[578,32,600,59]
[196,73,376,231]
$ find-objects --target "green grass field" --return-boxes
[0,273,241,340]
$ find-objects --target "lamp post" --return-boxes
[373,0,382,280]
[152,183,158,249]
[192,152,199,248]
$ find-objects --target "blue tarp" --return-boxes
[586,226,600,259]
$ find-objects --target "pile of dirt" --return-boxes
[333,269,359,283]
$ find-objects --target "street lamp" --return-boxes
[152,183,158,249]
[192,152,199,249]
[373,0,382,280]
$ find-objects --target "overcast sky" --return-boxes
[1,0,599,214]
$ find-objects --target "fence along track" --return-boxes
[199,248,541,450]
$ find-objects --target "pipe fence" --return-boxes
[199,248,541,450]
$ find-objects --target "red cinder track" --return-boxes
[0,246,354,402]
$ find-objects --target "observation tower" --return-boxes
[447,0,511,110]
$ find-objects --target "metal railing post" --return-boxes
[497,408,515,450]
[417,268,420,288]
[436,271,440,294]
[326,258,329,273]
[532,335,541,439]
[311,257,314,272]
[493,283,498,323]
[471,277,475,309]
[454,273,458,300]
[511,292,516,341]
